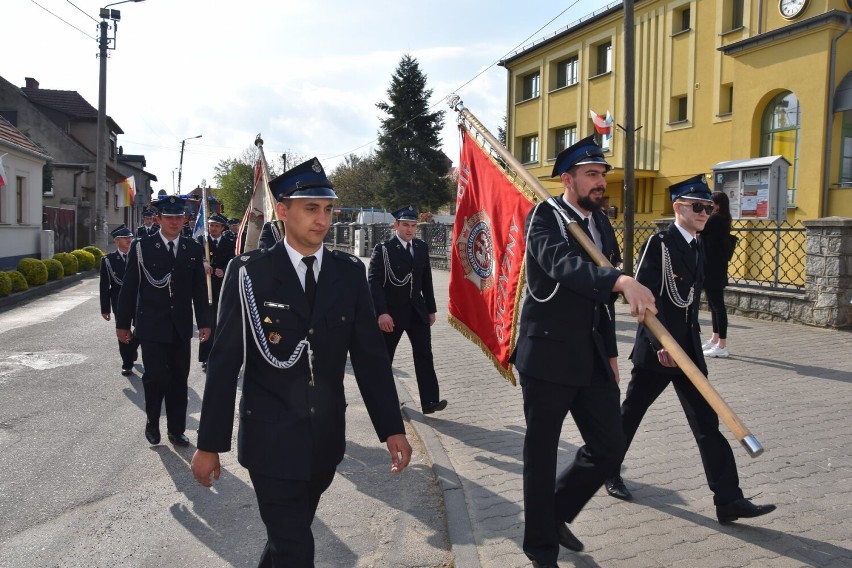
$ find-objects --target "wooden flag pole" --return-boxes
[449,96,763,458]
[201,181,213,306]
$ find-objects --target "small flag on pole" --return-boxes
[590,110,614,139]
[115,177,136,207]
[192,197,206,240]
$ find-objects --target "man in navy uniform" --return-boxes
[116,196,211,446]
[510,135,656,567]
[135,209,159,238]
[99,225,139,376]
[191,157,412,567]
[604,175,776,524]
[258,219,284,249]
[197,213,236,370]
[368,205,446,415]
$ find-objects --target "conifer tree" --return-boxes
[375,54,453,213]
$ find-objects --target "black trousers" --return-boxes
[139,334,190,435]
[704,287,728,339]
[520,370,624,565]
[383,314,440,407]
[620,366,743,505]
[249,469,336,568]
[117,335,139,369]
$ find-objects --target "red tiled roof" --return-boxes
[0,115,51,160]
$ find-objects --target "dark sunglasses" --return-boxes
[679,201,714,214]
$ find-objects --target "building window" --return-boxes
[730,0,744,30]
[675,6,691,33]
[521,71,540,101]
[554,126,577,156]
[594,42,612,76]
[555,56,579,89]
[838,110,852,187]
[521,135,539,164]
[720,83,734,115]
[761,91,800,203]
[671,95,688,123]
[17,176,25,224]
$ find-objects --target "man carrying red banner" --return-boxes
[510,135,656,568]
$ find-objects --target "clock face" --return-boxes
[779,0,809,19]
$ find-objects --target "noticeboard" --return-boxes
[711,156,790,223]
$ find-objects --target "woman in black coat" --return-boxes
[699,191,733,358]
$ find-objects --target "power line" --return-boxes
[65,0,99,23]
[326,1,582,161]
[28,0,96,41]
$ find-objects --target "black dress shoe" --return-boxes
[145,425,160,445]
[605,475,633,501]
[557,521,584,552]
[167,432,191,446]
[531,561,560,568]
[422,400,448,415]
[716,498,777,523]
[201,362,207,371]
[121,367,133,376]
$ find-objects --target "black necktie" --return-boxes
[302,256,317,308]
[168,241,175,258]
[406,242,412,256]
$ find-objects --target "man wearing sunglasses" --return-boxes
[604,174,776,525]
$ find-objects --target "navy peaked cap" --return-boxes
[110,224,133,238]
[208,213,228,225]
[142,209,155,218]
[392,205,418,221]
[668,174,712,202]
[551,135,611,177]
[153,195,187,216]
[269,157,338,200]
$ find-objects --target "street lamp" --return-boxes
[177,134,202,195]
[93,0,145,249]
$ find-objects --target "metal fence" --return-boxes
[328,219,807,292]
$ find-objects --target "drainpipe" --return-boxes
[823,13,852,218]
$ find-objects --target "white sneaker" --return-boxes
[701,339,717,351]
[704,345,729,358]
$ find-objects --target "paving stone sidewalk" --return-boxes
[390,262,852,568]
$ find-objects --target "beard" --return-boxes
[578,193,604,212]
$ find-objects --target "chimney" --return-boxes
[25,77,39,90]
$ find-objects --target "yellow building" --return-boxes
[500,0,852,221]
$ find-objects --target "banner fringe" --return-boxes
[448,313,517,386]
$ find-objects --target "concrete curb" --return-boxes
[0,270,98,314]
[395,377,483,568]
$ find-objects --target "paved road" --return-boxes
[0,275,450,568]
[392,262,852,568]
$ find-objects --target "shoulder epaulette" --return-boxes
[235,248,269,267]
[331,249,363,267]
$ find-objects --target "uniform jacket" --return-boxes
[196,243,405,480]
[116,235,210,343]
[367,237,437,328]
[510,200,622,385]
[198,233,236,302]
[99,250,129,314]
[258,221,283,250]
[135,224,160,239]
[698,214,731,291]
[630,223,707,375]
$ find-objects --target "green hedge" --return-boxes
[54,252,79,275]
[71,249,96,271]
[16,258,48,286]
[0,272,10,297]
[7,270,28,293]
[42,258,64,281]
[83,245,105,266]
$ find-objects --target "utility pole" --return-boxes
[622,0,637,275]
[177,134,202,194]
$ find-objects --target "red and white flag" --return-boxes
[0,154,8,188]
[590,109,614,139]
[238,140,277,253]
[448,127,535,384]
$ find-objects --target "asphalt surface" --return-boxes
[2,263,851,567]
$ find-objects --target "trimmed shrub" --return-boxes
[70,249,96,271]
[83,245,105,265]
[42,258,64,281]
[16,258,48,286]
[54,252,79,276]
[0,272,11,297]
[7,270,28,293]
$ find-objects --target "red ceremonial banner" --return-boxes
[448,127,535,384]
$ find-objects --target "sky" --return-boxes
[5,0,615,196]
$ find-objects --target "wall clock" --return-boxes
[779,0,809,20]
